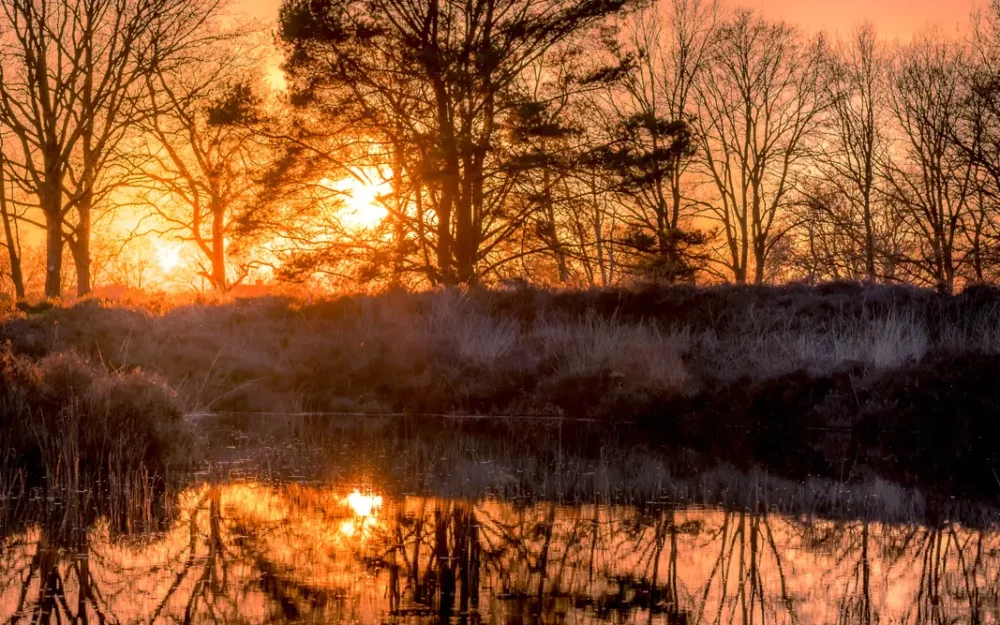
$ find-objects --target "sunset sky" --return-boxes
[239,0,979,39]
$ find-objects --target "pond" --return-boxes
[1,415,998,624]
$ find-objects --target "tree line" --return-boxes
[2,0,1000,297]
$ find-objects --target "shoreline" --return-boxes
[188,411,994,527]
[1,283,999,507]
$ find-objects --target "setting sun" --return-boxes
[155,243,184,274]
[321,176,389,230]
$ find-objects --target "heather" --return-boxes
[3,283,1000,417]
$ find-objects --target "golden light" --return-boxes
[156,242,184,274]
[321,175,389,229]
[344,490,383,517]
[266,61,287,92]
[338,519,357,537]
[339,489,383,539]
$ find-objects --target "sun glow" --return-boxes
[155,242,184,274]
[321,175,390,229]
[339,489,383,539]
[344,490,383,517]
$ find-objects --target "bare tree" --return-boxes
[494,42,629,286]
[885,33,975,294]
[693,10,830,284]
[950,6,1000,283]
[0,0,225,298]
[601,0,718,282]
[139,28,273,291]
[815,24,891,283]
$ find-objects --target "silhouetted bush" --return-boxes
[0,348,189,494]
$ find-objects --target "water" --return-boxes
[2,415,999,624]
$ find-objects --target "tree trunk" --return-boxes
[72,199,92,297]
[436,192,454,285]
[211,206,227,290]
[2,225,24,299]
[863,195,876,283]
[391,139,407,283]
[455,159,477,284]
[543,169,568,283]
[44,210,63,299]
[431,69,458,285]
[0,174,24,298]
[71,240,91,299]
[754,251,766,284]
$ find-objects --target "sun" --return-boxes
[342,179,389,228]
[321,175,389,229]
[156,242,183,274]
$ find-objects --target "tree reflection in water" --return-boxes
[3,482,1000,624]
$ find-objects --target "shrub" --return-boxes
[0,348,189,491]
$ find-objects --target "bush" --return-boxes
[0,348,190,491]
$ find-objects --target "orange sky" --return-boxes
[239,0,979,39]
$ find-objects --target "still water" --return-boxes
[1,416,999,624]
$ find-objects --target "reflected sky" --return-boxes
[3,481,999,625]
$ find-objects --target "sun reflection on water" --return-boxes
[339,489,382,538]
[344,490,383,517]
[5,481,997,625]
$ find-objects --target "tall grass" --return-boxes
[3,283,1000,415]
[534,315,689,390]
[0,349,189,540]
[694,309,931,379]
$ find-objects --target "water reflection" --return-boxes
[3,482,1000,624]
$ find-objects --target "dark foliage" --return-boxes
[0,347,189,490]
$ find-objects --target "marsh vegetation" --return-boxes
[1,284,1000,503]
[6,283,1000,414]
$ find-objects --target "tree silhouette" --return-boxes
[280,0,638,285]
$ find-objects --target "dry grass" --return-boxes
[0,351,188,484]
[534,315,690,390]
[694,309,932,380]
[2,283,1000,415]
